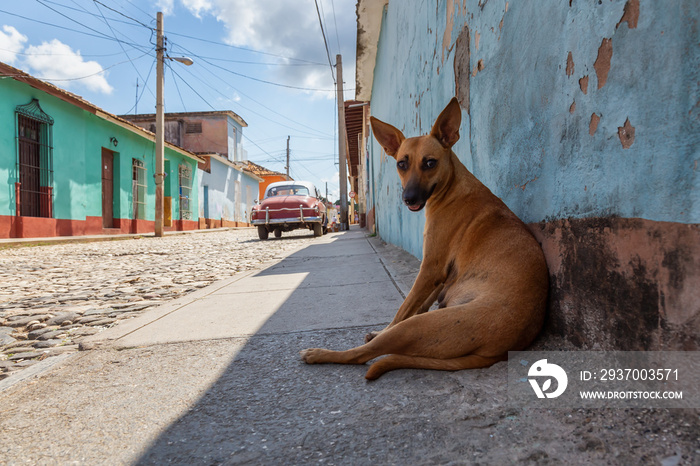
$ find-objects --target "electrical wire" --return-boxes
[167,61,187,113]
[166,40,333,138]
[314,0,336,83]
[0,8,141,46]
[92,0,156,101]
[3,50,150,82]
[122,56,156,114]
[34,0,143,48]
[92,0,153,29]
[181,55,326,67]
[0,46,133,58]
[165,30,326,65]
[329,0,342,54]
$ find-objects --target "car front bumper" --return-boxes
[251,216,323,226]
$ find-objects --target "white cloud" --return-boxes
[177,0,356,96]
[181,0,213,18]
[156,0,175,15]
[0,25,28,64]
[24,40,113,94]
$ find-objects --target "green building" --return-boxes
[0,62,201,239]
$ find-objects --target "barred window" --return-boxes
[185,122,202,134]
[132,159,146,219]
[179,164,192,220]
[15,99,53,218]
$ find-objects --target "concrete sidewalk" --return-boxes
[82,227,406,349]
[0,226,695,465]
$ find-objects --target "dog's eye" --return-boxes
[397,160,408,171]
[423,159,437,169]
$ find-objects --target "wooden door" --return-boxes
[101,149,114,228]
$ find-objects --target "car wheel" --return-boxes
[257,226,269,240]
[274,228,282,238]
[313,223,323,237]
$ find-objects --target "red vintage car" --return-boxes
[251,181,328,240]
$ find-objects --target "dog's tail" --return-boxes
[364,353,505,380]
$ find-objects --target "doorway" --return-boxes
[101,148,114,228]
[164,160,172,227]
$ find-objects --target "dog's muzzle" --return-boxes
[402,183,435,212]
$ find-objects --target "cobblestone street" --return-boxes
[0,229,318,379]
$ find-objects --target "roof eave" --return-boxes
[355,0,389,101]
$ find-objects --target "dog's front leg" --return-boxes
[365,263,445,342]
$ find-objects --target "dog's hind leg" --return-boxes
[364,354,505,380]
[302,304,493,371]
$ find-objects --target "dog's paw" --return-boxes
[300,348,323,364]
[364,331,381,343]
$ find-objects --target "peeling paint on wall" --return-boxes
[618,118,635,149]
[617,0,639,30]
[471,59,484,77]
[454,25,470,114]
[594,38,613,89]
[441,0,455,64]
[566,52,574,77]
[589,113,601,136]
[579,75,589,94]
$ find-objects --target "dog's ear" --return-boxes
[430,97,461,149]
[370,116,405,158]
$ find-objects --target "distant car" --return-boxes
[251,181,328,240]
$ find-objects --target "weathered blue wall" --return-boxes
[368,0,699,259]
[199,157,259,223]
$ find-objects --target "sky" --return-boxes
[0,0,358,202]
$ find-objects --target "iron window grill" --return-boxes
[185,122,202,134]
[15,99,54,218]
[132,159,146,219]
[179,164,192,220]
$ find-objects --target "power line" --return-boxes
[329,0,342,54]
[2,51,151,82]
[0,7,143,48]
[0,46,133,58]
[119,0,154,22]
[190,54,336,92]
[122,56,156,114]
[92,0,153,29]
[34,0,143,47]
[165,65,285,164]
[92,1,156,101]
[165,30,326,65]
[167,66,216,111]
[167,40,334,138]
[166,61,187,112]
[314,0,336,83]
[181,55,326,67]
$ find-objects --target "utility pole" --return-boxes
[286,135,290,180]
[153,12,192,238]
[154,12,165,237]
[336,54,349,231]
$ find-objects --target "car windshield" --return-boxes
[266,185,310,198]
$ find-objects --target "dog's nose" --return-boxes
[402,187,420,206]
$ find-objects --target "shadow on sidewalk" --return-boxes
[135,228,459,464]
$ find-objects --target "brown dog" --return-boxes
[300,97,548,380]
